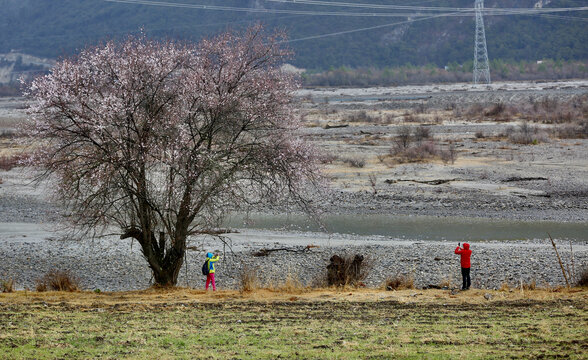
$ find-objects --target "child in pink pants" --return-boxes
[205,252,219,291]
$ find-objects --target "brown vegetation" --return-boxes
[326,254,369,287]
[1,277,14,293]
[35,269,80,292]
[577,267,588,287]
[383,274,415,290]
[0,151,31,171]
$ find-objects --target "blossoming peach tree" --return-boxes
[25,26,322,286]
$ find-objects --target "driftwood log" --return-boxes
[322,123,349,129]
[385,179,460,185]
[252,245,318,257]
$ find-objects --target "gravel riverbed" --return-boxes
[1,225,586,292]
[2,81,587,292]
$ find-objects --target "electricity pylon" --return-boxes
[473,0,491,84]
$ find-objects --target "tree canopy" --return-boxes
[26,26,322,285]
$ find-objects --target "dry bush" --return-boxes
[326,254,371,287]
[438,276,453,289]
[346,110,381,123]
[36,269,80,292]
[383,274,414,290]
[508,122,549,144]
[520,279,537,291]
[1,277,14,293]
[440,141,458,165]
[485,102,506,117]
[475,130,485,139]
[395,125,412,149]
[414,125,431,143]
[266,269,306,293]
[576,267,588,288]
[319,152,338,164]
[239,264,260,293]
[466,103,484,118]
[554,122,588,139]
[342,156,366,168]
[392,141,438,163]
[403,113,420,123]
[415,103,428,114]
[0,152,31,171]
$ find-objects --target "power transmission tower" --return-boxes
[473,0,491,84]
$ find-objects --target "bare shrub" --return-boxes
[342,156,366,168]
[485,102,506,117]
[393,141,437,163]
[1,277,14,293]
[395,125,412,149]
[445,102,457,111]
[520,279,537,291]
[403,113,420,123]
[541,97,559,112]
[440,141,458,165]
[508,122,549,144]
[414,125,431,143]
[326,254,370,287]
[239,264,260,293]
[577,267,588,287]
[267,269,305,293]
[346,110,381,123]
[384,274,414,290]
[319,152,338,164]
[554,122,588,139]
[466,103,484,117]
[475,130,485,139]
[368,173,377,195]
[415,103,427,114]
[36,270,80,292]
[0,152,31,171]
[438,276,453,289]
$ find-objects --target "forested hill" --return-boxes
[1,0,586,70]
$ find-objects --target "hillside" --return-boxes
[0,0,587,70]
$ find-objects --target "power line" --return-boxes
[283,11,465,43]
[104,0,588,17]
[103,0,433,17]
[263,0,588,14]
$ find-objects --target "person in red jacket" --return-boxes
[455,242,472,290]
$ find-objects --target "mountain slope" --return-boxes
[0,0,586,69]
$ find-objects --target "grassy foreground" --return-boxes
[0,288,586,359]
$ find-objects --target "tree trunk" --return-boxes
[151,254,184,286]
[121,228,186,287]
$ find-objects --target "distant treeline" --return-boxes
[1,59,586,97]
[302,59,588,87]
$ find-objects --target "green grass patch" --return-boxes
[0,297,586,359]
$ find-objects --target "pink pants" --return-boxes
[205,273,216,291]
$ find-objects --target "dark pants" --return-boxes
[461,267,471,290]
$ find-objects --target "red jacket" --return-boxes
[455,243,472,268]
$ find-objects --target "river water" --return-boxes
[225,213,588,242]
